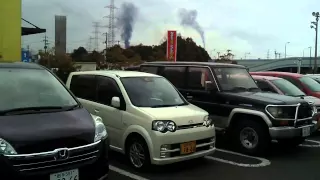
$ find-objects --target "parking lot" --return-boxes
[108,132,320,180]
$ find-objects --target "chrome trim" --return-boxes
[5,140,101,158]
[265,103,314,125]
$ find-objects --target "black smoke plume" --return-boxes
[117,2,138,48]
[178,8,205,48]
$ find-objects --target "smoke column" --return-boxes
[117,2,138,48]
[178,8,205,48]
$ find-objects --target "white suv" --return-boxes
[66,70,215,169]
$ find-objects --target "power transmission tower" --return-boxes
[43,35,49,53]
[274,50,278,59]
[87,36,94,52]
[92,22,102,51]
[104,0,117,48]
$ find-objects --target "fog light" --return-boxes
[160,144,170,151]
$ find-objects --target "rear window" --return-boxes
[0,68,78,111]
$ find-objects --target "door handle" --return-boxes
[94,109,99,113]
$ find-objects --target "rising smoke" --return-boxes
[178,8,205,48]
[117,2,138,48]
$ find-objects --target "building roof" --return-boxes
[250,71,303,78]
[70,70,160,78]
[143,61,246,68]
[0,62,43,69]
[251,75,281,80]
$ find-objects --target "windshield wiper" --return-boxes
[0,105,79,115]
[151,103,186,108]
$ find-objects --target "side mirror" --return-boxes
[204,81,217,91]
[111,97,121,108]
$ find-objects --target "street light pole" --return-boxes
[309,46,312,70]
[244,52,250,59]
[311,12,319,73]
[285,42,290,59]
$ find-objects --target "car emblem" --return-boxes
[54,148,69,161]
[203,120,210,126]
[188,120,194,124]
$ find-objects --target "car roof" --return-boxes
[142,61,246,68]
[250,71,303,78]
[251,75,281,80]
[0,62,44,69]
[70,70,161,78]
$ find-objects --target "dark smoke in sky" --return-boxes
[178,8,205,48]
[117,2,138,48]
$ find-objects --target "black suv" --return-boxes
[0,63,109,179]
[129,61,317,155]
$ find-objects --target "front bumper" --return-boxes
[269,122,317,139]
[150,126,215,165]
[1,138,109,180]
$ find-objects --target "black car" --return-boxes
[0,62,109,179]
[129,61,318,155]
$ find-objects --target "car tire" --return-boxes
[126,136,151,171]
[278,137,306,147]
[232,119,270,155]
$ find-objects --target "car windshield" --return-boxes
[121,76,188,107]
[299,76,320,92]
[213,67,259,91]
[309,76,320,83]
[271,79,305,97]
[0,68,78,112]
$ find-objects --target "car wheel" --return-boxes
[233,120,270,155]
[126,136,151,170]
[278,137,306,147]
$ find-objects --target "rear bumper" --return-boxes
[1,138,109,180]
[269,122,317,139]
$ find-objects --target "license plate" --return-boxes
[50,169,79,180]
[180,141,196,155]
[302,127,311,137]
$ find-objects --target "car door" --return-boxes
[93,75,125,148]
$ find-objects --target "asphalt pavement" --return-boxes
[108,132,320,180]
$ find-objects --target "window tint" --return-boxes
[96,76,122,106]
[255,80,277,93]
[70,75,96,101]
[280,76,303,89]
[187,67,214,90]
[162,66,186,88]
[140,66,158,74]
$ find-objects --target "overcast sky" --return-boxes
[22,0,320,59]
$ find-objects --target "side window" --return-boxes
[140,66,158,74]
[187,67,215,90]
[96,76,122,106]
[280,76,303,89]
[162,66,186,88]
[256,80,277,93]
[70,75,96,101]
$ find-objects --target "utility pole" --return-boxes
[274,50,277,59]
[104,0,117,48]
[104,32,108,62]
[43,35,49,53]
[311,12,319,73]
[278,53,281,59]
[285,42,290,59]
[267,49,270,59]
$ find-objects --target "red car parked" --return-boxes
[250,71,320,99]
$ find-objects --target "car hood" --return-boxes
[0,108,95,153]
[221,91,306,107]
[301,96,320,106]
[139,104,208,126]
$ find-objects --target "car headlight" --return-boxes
[91,114,108,142]
[203,115,213,127]
[266,106,283,118]
[152,120,176,133]
[266,106,296,119]
[0,138,17,155]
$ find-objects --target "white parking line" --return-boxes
[299,139,320,147]
[205,148,271,167]
[109,165,150,180]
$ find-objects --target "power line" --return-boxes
[104,0,117,48]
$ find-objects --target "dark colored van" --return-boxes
[0,63,109,180]
[130,62,317,155]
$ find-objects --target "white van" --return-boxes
[66,70,216,169]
